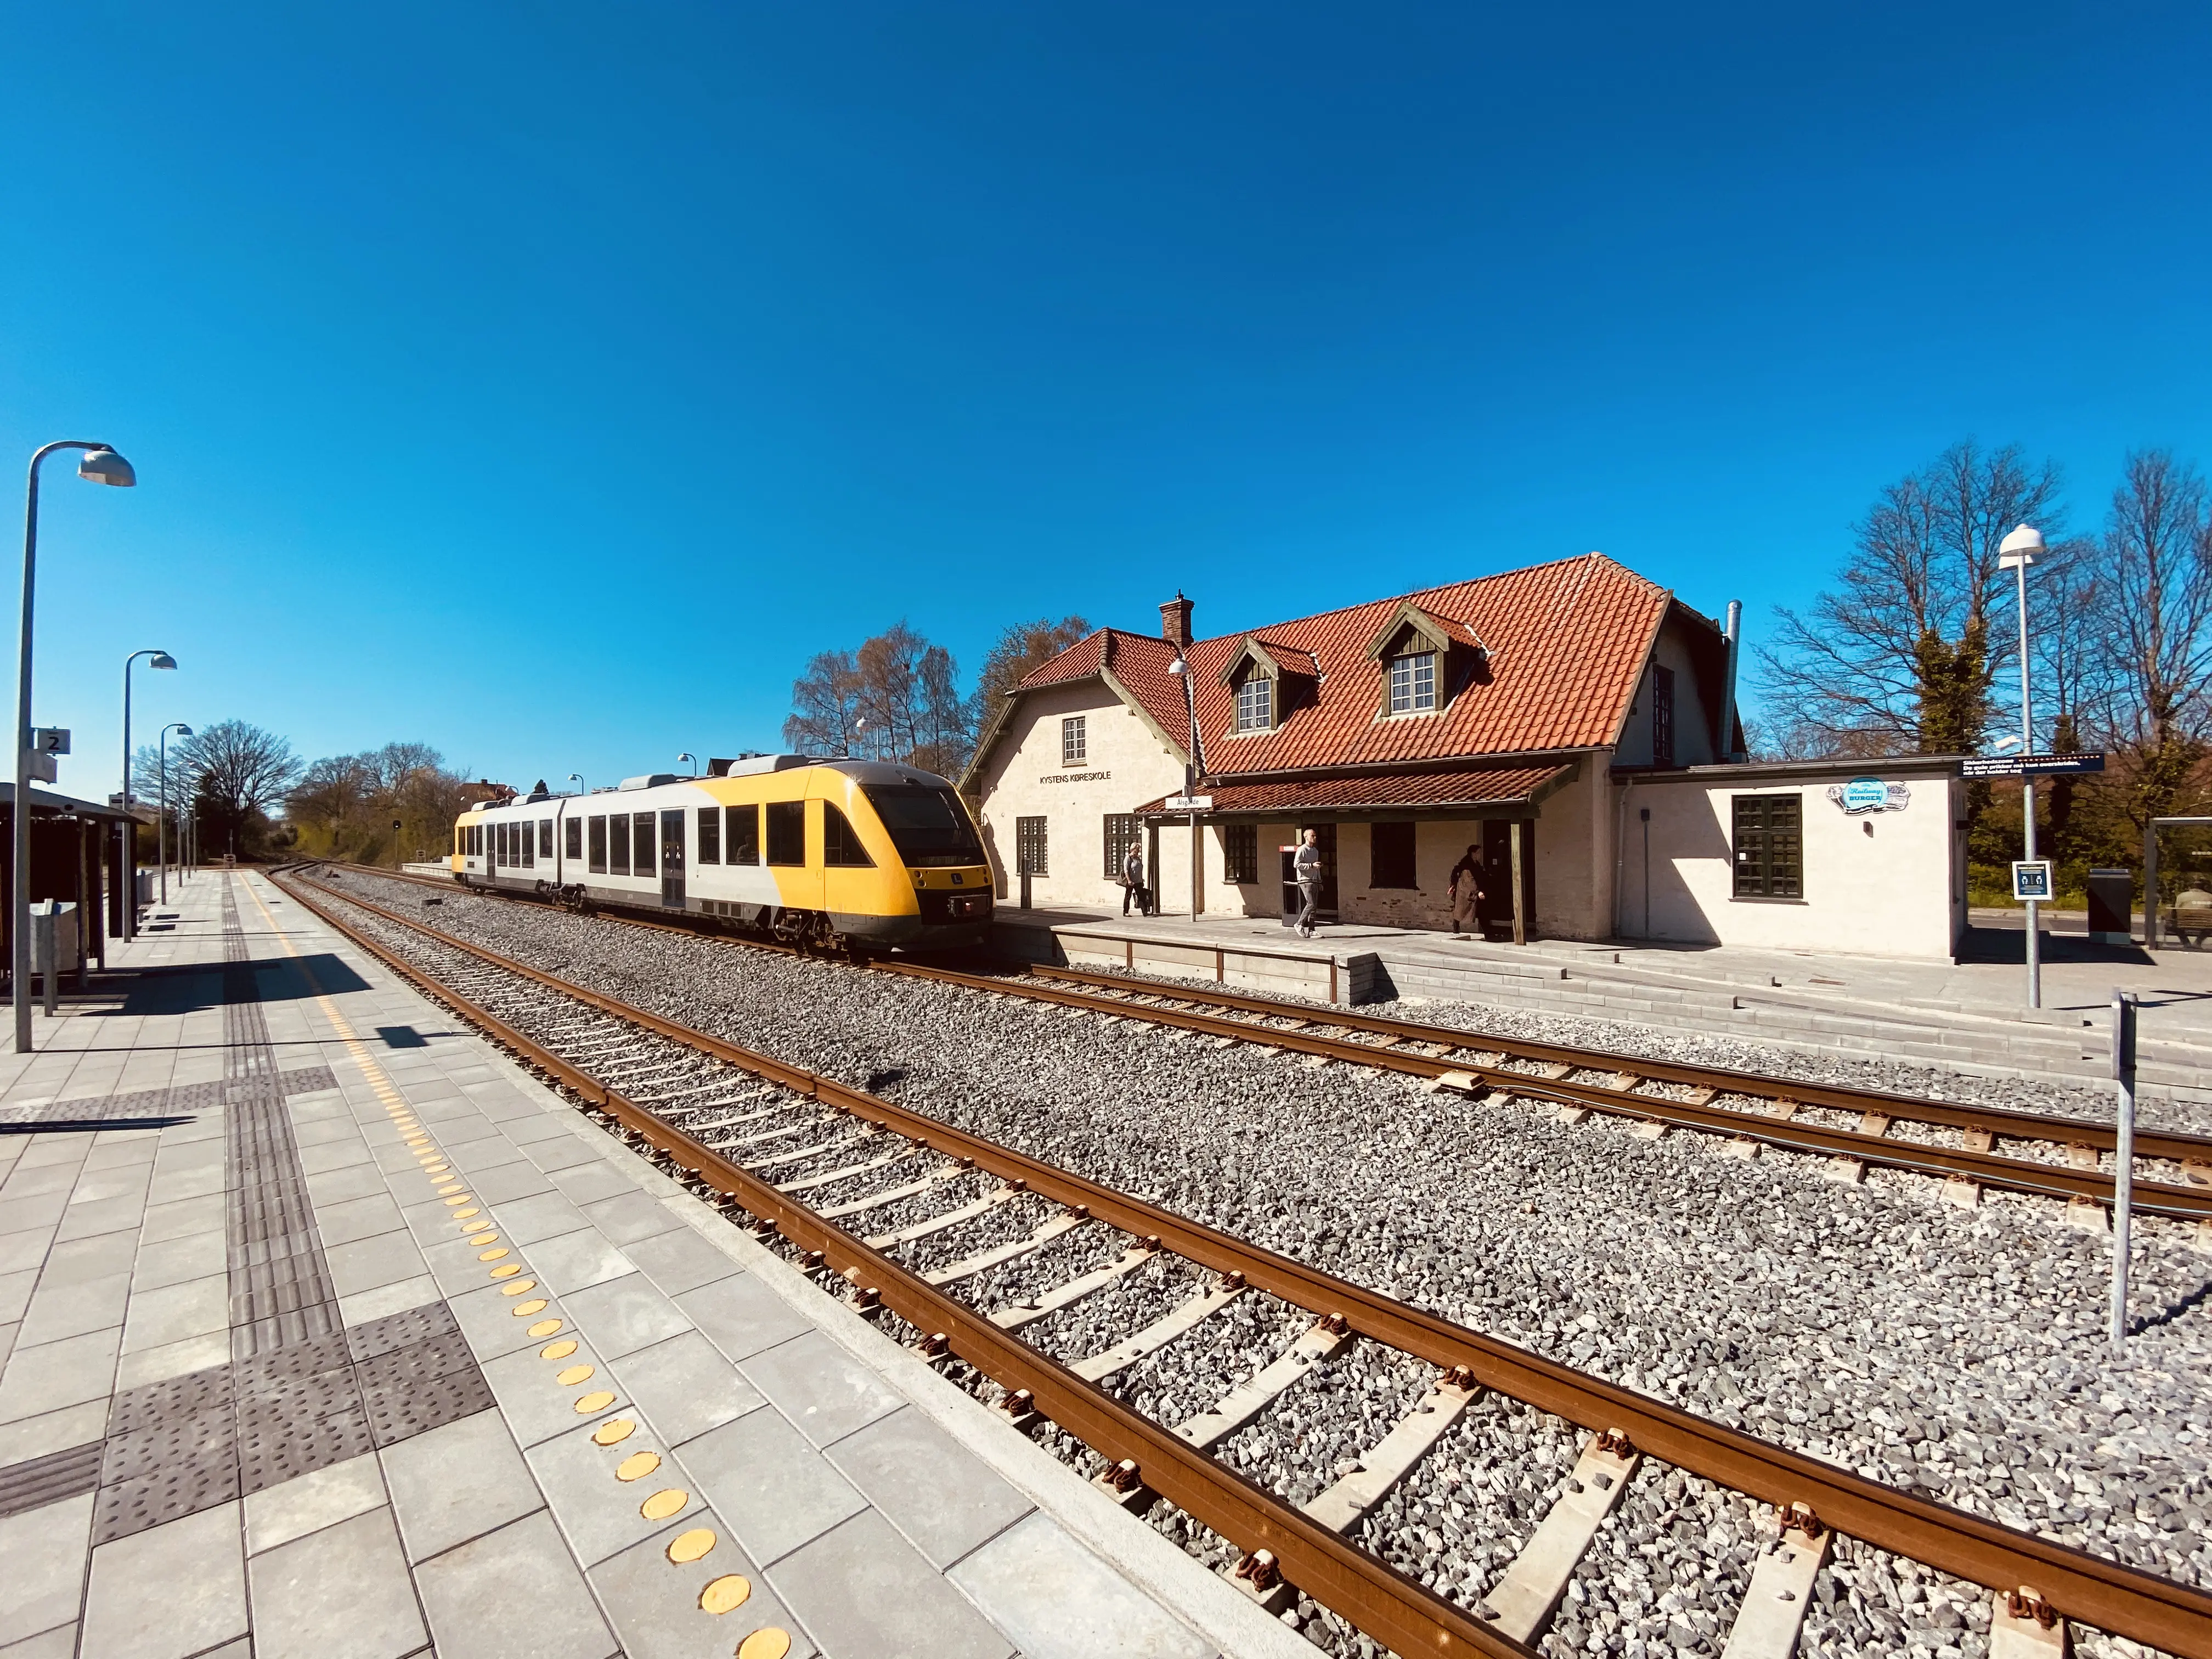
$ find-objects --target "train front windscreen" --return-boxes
[864,785,986,867]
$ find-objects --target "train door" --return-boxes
[659,809,686,909]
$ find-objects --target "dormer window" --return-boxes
[1388,650,1437,714]
[1234,675,1273,732]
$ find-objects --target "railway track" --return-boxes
[315,861,2212,1227]
[272,866,2212,1659]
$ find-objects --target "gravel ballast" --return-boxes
[303,872,2212,1659]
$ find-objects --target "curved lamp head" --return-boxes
[1998,523,2044,568]
[77,448,136,488]
[1168,656,1187,676]
[677,753,696,772]
[150,652,177,670]
[567,773,582,782]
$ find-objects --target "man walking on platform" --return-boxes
[1294,827,1325,939]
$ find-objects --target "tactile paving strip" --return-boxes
[58,1300,494,1543]
[221,888,343,1359]
[0,1066,338,1125]
[0,1439,106,1518]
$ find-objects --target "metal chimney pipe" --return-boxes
[1720,600,1745,761]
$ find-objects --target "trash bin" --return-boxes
[2085,868,2134,944]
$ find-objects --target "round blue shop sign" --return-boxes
[1841,777,1888,812]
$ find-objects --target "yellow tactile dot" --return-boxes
[513,1299,549,1317]
[500,1279,538,1297]
[490,1263,522,1279]
[539,1339,577,1360]
[462,1220,491,1233]
[425,1165,451,1176]
[478,1248,510,1262]
[737,1629,791,1659]
[592,1418,636,1446]
[475,1233,501,1246]
[574,1390,616,1413]
[698,1572,747,1612]
[671,1531,719,1568]
[639,1488,687,1521]
[443,1195,473,1207]
[556,1364,595,1386]
[404,1132,428,1142]
[614,1451,659,1482]
[529,1318,563,1338]
[454,1208,482,1221]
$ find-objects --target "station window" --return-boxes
[765,800,805,866]
[823,804,873,866]
[1369,821,1416,889]
[1015,815,1047,876]
[1062,716,1086,765]
[1103,814,1139,878]
[633,815,657,877]
[696,807,721,864]
[1388,651,1437,714]
[1223,823,1259,884]
[566,817,582,860]
[727,804,761,865]
[1732,794,1802,898]
[588,815,608,873]
[608,812,631,875]
[1234,676,1272,732]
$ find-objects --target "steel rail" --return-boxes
[1025,964,2212,1164]
[313,862,2212,1201]
[269,870,1538,1659]
[276,867,2212,1657]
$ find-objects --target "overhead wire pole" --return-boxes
[16,442,134,1054]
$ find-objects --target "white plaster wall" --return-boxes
[973,682,1184,910]
[1617,772,1961,959]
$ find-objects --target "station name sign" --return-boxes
[1961,752,2106,779]
[1038,770,1111,785]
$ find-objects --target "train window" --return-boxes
[823,804,873,867]
[589,815,608,873]
[633,814,656,877]
[696,807,720,864]
[765,800,805,866]
[540,819,554,857]
[566,817,582,860]
[496,821,507,866]
[609,812,631,874]
[521,822,534,868]
[727,804,760,864]
[861,785,985,867]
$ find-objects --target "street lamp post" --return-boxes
[567,772,585,795]
[676,753,697,777]
[119,646,176,942]
[16,443,134,1053]
[157,724,191,902]
[1166,653,1205,918]
[2000,523,2045,1008]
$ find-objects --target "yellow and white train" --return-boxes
[451,756,993,950]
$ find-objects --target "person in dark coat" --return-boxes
[1449,844,1482,936]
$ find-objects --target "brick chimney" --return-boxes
[1160,591,1194,650]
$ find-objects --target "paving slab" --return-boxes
[0,871,1297,1659]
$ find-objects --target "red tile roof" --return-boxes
[1132,763,1571,817]
[1014,552,1674,776]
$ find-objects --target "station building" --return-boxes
[964,553,1970,961]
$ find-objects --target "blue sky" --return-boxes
[3,2,2207,800]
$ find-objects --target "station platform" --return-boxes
[0,872,1300,1659]
[994,901,2212,1104]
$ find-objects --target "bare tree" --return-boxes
[1756,441,2064,755]
[782,648,864,757]
[2089,450,2212,831]
[973,616,1092,718]
[171,720,302,859]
